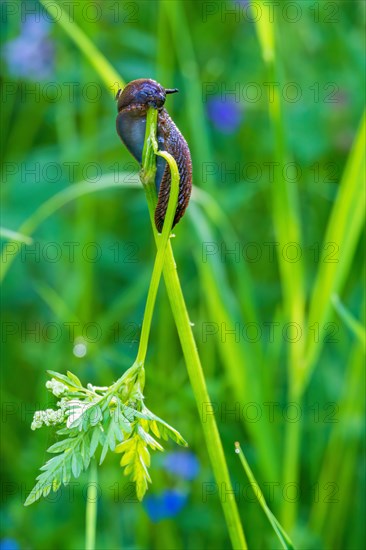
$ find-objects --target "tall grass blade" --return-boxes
[39,0,124,91]
[304,112,365,384]
[0,174,140,282]
[235,442,295,550]
[0,228,33,245]
[251,1,306,529]
[331,294,366,346]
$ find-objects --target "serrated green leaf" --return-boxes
[120,452,133,467]
[57,425,79,437]
[113,420,123,442]
[25,434,84,506]
[158,422,188,446]
[118,414,133,434]
[24,489,40,506]
[47,370,72,384]
[89,405,103,427]
[99,417,120,465]
[115,438,134,454]
[139,444,151,467]
[39,455,60,472]
[110,401,134,435]
[142,408,188,447]
[68,414,83,430]
[81,437,91,469]
[47,439,73,454]
[121,406,136,422]
[99,437,110,465]
[80,402,103,430]
[149,420,161,439]
[43,485,51,498]
[66,371,82,387]
[108,432,116,452]
[71,452,83,478]
[137,426,163,451]
[62,457,72,484]
[136,475,149,502]
[101,394,114,411]
[123,406,149,420]
[46,370,80,391]
[90,427,101,458]
[115,432,154,501]
[139,418,149,432]
[52,478,61,492]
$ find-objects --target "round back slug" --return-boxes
[116,78,192,232]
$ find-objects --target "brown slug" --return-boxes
[116,78,192,232]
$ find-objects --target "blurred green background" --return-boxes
[1,1,365,549]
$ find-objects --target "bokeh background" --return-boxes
[1,1,365,549]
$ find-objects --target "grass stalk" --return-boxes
[141,110,248,550]
[235,442,294,550]
[135,108,180,365]
[251,1,306,528]
[85,459,98,550]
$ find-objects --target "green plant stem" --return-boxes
[141,111,247,550]
[135,108,180,366]
[153,225,248,550]
[85,459,98,550]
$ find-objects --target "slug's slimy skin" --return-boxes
[116,78,192,232]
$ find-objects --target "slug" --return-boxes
[116,78,192,232]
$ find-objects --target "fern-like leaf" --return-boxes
[115,427,163,501]
[25,434,84,506]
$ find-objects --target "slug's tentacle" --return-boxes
[116,78,192,232]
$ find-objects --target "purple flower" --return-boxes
[207,97,243,134]
[143,489,188,522]
[3,16,54,79]
[163,451,200,480]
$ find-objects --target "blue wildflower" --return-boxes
[163,451,200,481]
[143,489,188,522]
[0,539,19,550]
[207,97,243,134]
[3,16,54,79]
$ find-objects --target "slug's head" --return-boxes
[116,78,178,112]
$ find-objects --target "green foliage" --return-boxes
[115,410,188,501]
[25,366,186,506]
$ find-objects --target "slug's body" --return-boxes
[116,78,192,232]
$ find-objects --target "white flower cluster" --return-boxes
[30,398,69,430]
[31,408,65,430]
[45,378,68,397]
